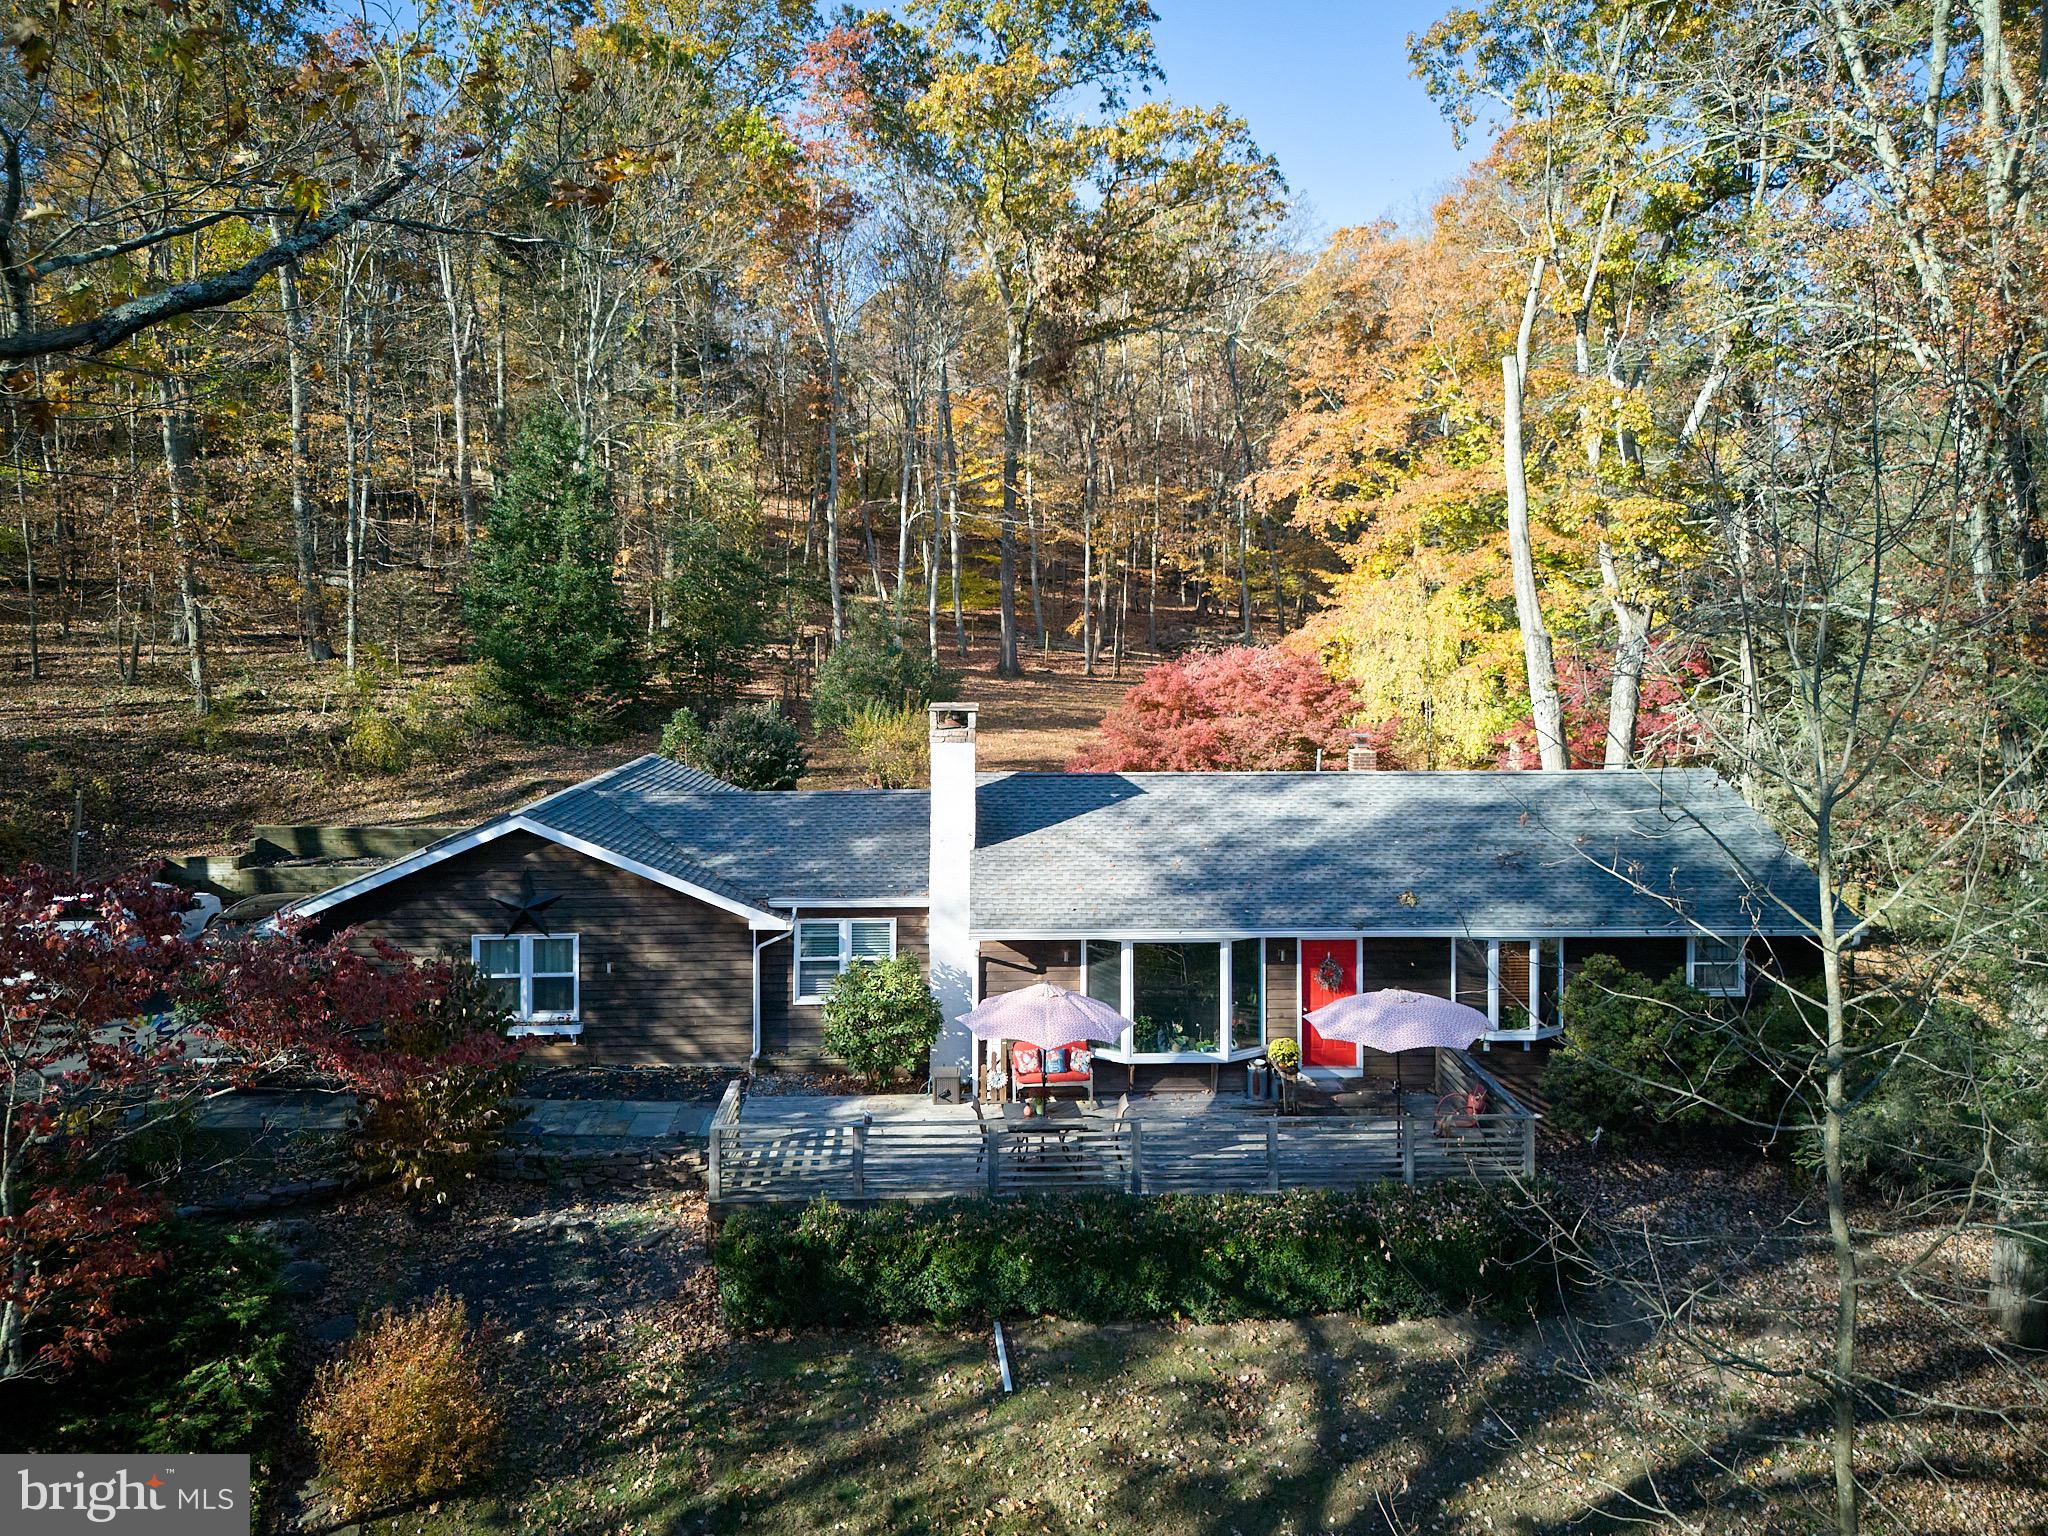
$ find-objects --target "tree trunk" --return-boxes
[275,249,331,661]
[10,415,38,680]
[1502,348,1566,769]
[936,356,966,658]
[1818,834,1861,1536]
[995,314,1025,677]
[1025,383,1046,653]
[438,240,477,541]
[1990,1215,2048,1348]
[156,377,210,715]
[1598,542,1650,768]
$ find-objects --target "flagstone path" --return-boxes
[197,1092,716,1140]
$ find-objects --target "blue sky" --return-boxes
[1148,0,1476,236]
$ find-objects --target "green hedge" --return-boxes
[713,1185,1564,1329]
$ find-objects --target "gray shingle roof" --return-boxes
[969,768,1822,936]
[524,755,929,906]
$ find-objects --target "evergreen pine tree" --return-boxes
[461,411,646,737]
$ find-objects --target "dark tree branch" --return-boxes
[0,164,418,363]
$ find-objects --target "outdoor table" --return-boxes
[1000,1099,1081,1126]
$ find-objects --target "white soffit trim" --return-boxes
[968,925,1803,942]
[288,813,789,930]
[768,897,929,909]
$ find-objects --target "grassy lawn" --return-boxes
[366,1311,1548,1536]
[294,1167,2047,1536]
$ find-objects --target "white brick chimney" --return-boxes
[927,703,978,1091]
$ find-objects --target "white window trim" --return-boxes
[472,932,581,1033]
[1477,939,1566,1043]
[793,917,898,1005]
[1688,935,1749,997]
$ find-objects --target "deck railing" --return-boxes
[709,1048,1537,1207]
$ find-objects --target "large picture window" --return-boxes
[1131,942,1220,1055]
[471,933,580,1029]
[795,918,895,1003]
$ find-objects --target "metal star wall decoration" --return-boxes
[494,871,562,935]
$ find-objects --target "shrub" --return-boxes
[843,701,928,788]
[660,701,807,790]
[811,616,957,734]
[1070,646,1364,771]
[1543,954,1805,1146]
[1792,1000,2043,1194]
[355,963,526,1205]
[306,1292,500,1516]
[714,1185,1566,1329]
[342,681,459,775]
[3,1221,290,1455]
[819,956,943,1087]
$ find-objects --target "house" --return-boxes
[291,703,1826,1096]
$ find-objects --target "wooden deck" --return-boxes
[707,1050,1536,1205]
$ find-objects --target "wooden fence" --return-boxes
[708,1050,1536,1206]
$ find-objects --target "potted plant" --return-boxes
[1266,1036,1301,1076]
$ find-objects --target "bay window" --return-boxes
[472,933,580,1031]
[796,918,895,1003]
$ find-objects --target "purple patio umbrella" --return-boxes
[1303,988,1490,1098]
[958,982,1132,1108]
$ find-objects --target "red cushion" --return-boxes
[1010,1041,1093,1083]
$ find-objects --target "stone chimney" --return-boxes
[1346,732,1378,772]
[926,703,978,1092]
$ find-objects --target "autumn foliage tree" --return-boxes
[0,867,521,1381]
[1070,646,1365,772]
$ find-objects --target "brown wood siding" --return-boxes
[1264,938,1299,1044]
[758,908,930,1065]
[308,830,754,1066]
[1750,935,1822,984]
[977,939,1080,999]
[1564,937,1688,984]
[1361,938,1453,998]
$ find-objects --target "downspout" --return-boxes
[753,915,793,1071]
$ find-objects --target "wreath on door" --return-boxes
[1316,952,1346,994]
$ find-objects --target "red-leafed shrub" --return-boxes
[1069,646,1366,772]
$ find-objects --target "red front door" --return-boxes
[1300,939,1360,1069]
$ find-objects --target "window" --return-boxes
[795,918,895,1003]
[1084,939,1122,1010]
[1230,938,1264,1052]
[1131,942,1220,1055]
[471,933,580,1029]
[1534,939,1564,1028]
[1453,938,1494,1023]
[1690,936,1747,996]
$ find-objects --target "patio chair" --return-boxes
[1433,1084,1489,1137]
